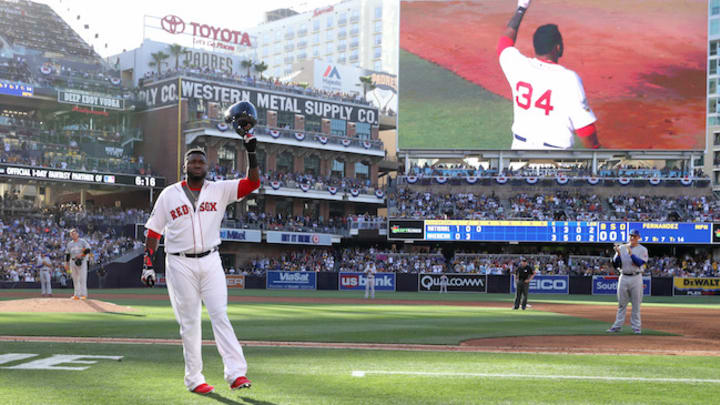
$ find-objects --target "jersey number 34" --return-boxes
[515,82,554,115]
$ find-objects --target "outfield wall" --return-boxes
[7,270,720,297]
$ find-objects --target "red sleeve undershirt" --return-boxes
[147,229,162,240]
[575,123,596,138]
[237,177,261,199]
[497,36,514,57]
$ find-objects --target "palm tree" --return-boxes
[254,61,268,80]
[359,75,376,98]
[167,44,185,70]
[241,59,253,77]
[148,51,169,75]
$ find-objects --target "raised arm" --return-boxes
[503,0,531,43]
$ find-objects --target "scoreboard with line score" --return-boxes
[387,219,717,244]
[424,220,627,243]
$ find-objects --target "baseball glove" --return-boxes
[74,258,83,266]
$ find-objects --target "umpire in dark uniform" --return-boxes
[513,257,536,310]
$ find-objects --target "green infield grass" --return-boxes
[1,341,719,405]
[0,289,684,343]
[398,49,513,150]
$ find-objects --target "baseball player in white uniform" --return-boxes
[364,261,376,299]
[498,0,601,150]
[439,273,448,294]
[607,229,649,334]
[64,229,92,300]
[37,252,53,297]
[141,101,260,395]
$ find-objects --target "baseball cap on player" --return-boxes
[629,229,641,237]
[185,147,206,158]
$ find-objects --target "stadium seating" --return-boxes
[0,206,145,283]
[388,188,720,222]
[0,0,98,60]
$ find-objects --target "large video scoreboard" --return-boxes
[388,219,716,244]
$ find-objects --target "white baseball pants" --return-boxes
[70,264,87,297]
[165,251,247,390]
[39,271,52,295]
[365,276,375,298]
[611,274,643,330]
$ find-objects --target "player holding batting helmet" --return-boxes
[224,101,257,135]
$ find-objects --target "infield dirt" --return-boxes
[1,292,718,356]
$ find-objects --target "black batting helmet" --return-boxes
[224,101,258,133]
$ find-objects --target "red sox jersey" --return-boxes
[498,38,596,149]
[145,179,259,254]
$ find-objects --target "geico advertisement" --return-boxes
[266,271,317,290]
[418,273,487,293]
[225,275,245,289]
[338,272,396,291]
[673,277,720,296]
[592,275,651,295]
[511,275,569,294]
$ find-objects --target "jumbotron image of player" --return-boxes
[498,0,601,150]
[141,101,261,395]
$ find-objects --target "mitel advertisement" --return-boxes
[338,272,396,291]
[418,273,487,293]
[511,275,569,294]
[592,275,651,295]
[266,271,317,290]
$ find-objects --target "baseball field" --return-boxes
[1,289,719,404]
[398,0,706,150]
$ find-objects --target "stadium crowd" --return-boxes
[389,188,504,220]
[0,0,97,60]
[234,247,719,278]
[389,188,720,222]
[406,162,706,179]
[1,116,149,175]
[0,208,143,284]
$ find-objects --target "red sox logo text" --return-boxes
[170,203,217,219]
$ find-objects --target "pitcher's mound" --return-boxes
[0,298,136,314]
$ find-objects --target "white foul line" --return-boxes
[350,370,720,384]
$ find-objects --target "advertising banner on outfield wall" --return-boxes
[510,275,569,294]
[219,228,262,243]
[673,277,720,296]
[226,275,245,289]
[266,271,317,290]
[266,231,333,246]
[592,275,651,295]
[155,273,167,287]
[338,272,396,291]
[138,78,378,124]
[418,273,487,293]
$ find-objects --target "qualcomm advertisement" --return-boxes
[592,275,651,295]
[266,271,317,290]
[418,273,487,293]
[338,272,396,291]
[511,275,569,294]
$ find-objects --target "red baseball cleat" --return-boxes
[191,383,214,395]
[230,376,252,390]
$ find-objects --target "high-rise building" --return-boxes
[708,0,720,190]
[237,0,398,80]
